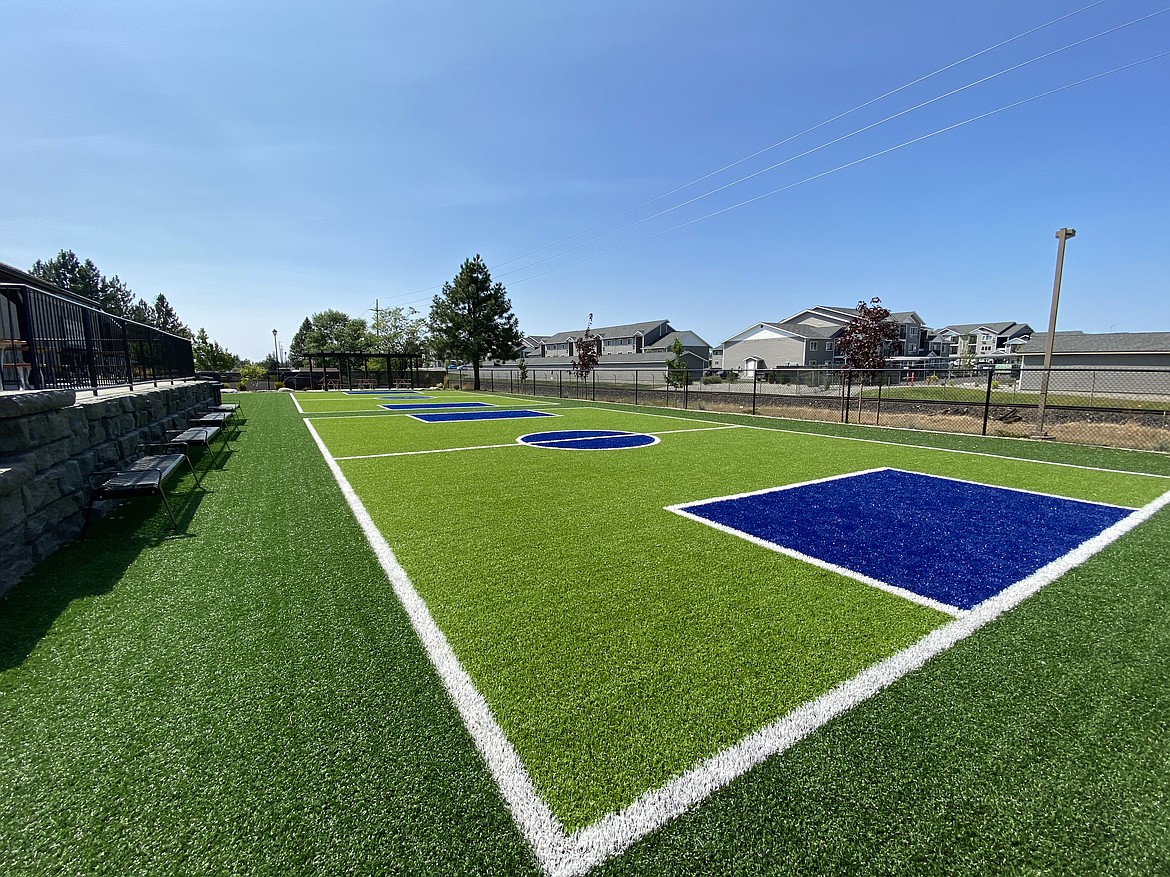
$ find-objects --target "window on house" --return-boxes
[810,341,818,351]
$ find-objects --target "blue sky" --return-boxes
[2,1,1167,360]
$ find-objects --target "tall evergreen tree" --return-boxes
[428,255,521,391]
[30,251,103,304]
[150,293,190,337]
[288,317,314,367]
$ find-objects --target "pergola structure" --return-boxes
[301,351,424,390]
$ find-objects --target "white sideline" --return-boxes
[304,411,1170,877]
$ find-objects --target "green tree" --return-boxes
[192,327,237,372]
[29,250,175,324]
[127,298,152,325]
[837,297,900,377]
[288,317,314,367]
[237,363,267,390]
[149,293,190,337]
[369,305,428,354]
[30,250,102,302]
[665,337,690,388]
[303,309,370,353]
[100,274,137,317]
[428,255,522,391]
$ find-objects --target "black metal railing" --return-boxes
[0,283,194,395]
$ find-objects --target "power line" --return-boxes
[378,1,1119,305]
[490,0,1115,271]
[494,5,1169,281]
[504,52,1170,287]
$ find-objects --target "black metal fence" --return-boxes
[460,366,1170,453]
[1,283,194,395]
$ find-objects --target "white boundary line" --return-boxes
[337,443,523,461]
[305,412,1170,877]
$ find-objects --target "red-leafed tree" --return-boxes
[837,297,900,377]
[574,313,600,379]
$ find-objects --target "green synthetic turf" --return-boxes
[2,392,1167,876]
[313,403,1167,828]
[0,394,536,877]
[291,389,544,415]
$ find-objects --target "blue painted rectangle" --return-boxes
[410,409,555,423]
[380,402,491,411]
[672,469,1132,611]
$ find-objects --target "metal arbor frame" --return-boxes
[301,352,424,390]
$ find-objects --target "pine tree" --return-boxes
[428,255,521,391]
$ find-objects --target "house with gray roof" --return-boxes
[719,305,928,375]
[927,322,1033,365]
[491,319,711,381]
[1017,331,1170,394]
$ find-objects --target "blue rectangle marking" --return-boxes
[670,469,1132,612]
[380,402,492,411]
[410,409,556,423]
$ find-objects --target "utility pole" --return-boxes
[1033,227,1075,438]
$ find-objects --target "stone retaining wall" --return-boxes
[0,383,215,595]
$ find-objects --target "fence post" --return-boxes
[592,370,596,401]
[752,374,757,416]
[558,370,562,398]
[982,367,995,436]
[683,378,688,410]
[875,381,882,426]
[843,371,852,423]
[635,371,639,406]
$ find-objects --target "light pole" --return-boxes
[272,329,280,368]
[1033,227,1075,438]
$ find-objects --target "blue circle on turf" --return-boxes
[518,429,659,450]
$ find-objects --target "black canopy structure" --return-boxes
[298,351,424,390]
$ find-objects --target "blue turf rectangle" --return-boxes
[380,402,491,411]
[410,409,556,423]
[669,469,1132,612]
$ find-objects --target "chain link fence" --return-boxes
[464,365,1170,453]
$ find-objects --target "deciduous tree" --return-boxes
[837,297,900,377]
[664,337,690,388]
[369,305,428,355]
[192,327,237,372]
[574,314,600,379]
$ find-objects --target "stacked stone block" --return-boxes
[0,383,214,595]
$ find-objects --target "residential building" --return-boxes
[927,322,1033,365]
[1018,331,1170,393]
[719,305,927,375]
[494,319,711,380]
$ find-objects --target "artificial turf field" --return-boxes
[2,390,1169,876]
